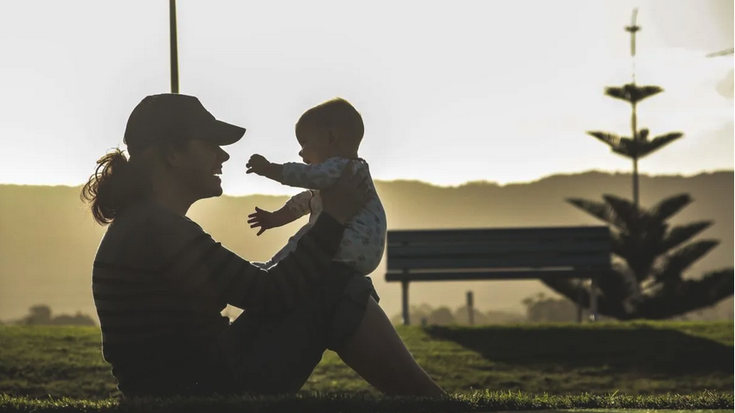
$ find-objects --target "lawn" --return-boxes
[0,321,732,408]
[1,392,733,413]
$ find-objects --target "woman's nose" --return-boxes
[218,147,230,162]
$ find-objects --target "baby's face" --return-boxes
[295,124,332,164]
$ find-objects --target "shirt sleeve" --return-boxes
[279,157,349,190]
[153,211,346,315]
[284,190,313,218]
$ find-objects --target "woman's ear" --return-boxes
[164,151,179,168]
[159,144,182,168]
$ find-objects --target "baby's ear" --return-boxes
[328,129,339,145]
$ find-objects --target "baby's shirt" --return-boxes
[269,157,387,275]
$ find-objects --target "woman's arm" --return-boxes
[158,162,372,314]
[160,212,346,314]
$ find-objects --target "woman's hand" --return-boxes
[321,161,374,225]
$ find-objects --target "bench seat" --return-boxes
[385,226,613,324]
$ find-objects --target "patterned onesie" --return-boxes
[257,157,387,276]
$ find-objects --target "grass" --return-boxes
[0,321,732,407]
[0,391,732,413]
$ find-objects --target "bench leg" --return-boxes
[402,280,410,326]
[576,280,583,323]
[590,277,598,322]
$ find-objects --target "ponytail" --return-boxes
[80,148,148,225]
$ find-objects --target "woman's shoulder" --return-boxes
[108,202,205,245]
[97,201,208,267]
[115,201,196,228]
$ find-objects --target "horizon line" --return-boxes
[1,168,731,196]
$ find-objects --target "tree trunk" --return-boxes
[539,277,631,320]
[631,101,639,210]
[633,157,639,210]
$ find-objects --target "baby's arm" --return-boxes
[248,191,312,236]
[247,155,349,190]
[280,157,350,190]
[246,154,284,182]
[284,190,313,217]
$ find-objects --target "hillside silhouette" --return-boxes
[0,170,732,322]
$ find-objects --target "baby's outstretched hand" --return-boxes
[246,154,271,176]
[247,207,277,236]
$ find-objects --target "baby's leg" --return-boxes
[333,230,384,276]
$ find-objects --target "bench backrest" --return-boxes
[386,226,611,274]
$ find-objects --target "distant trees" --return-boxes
[522,293,579,323]
[390,303,526,326]
[390,293,731,326]
[25,305,52,324]
[19,305,96,326]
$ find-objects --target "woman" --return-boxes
[81,93,444,397]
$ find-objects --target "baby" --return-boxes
[246,97,387,276]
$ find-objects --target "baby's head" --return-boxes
[294,97,364,164]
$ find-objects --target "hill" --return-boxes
[0,170,732,322]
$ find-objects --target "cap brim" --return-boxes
[210,120,246,146]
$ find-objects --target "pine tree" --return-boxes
[541,10,733,319]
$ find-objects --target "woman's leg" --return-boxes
[209,295,334,394]
[206,263,367,395]
[336,297,446,397]
[206,267,443,397]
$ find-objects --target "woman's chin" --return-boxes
[211,182,224,197]
[198,177,224,199]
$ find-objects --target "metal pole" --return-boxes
[169,0,179,93]
[466,291,474,325]
[576,280,583,323]
[590,277,599,322]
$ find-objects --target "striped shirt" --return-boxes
[92,200,345,394]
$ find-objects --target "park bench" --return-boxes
[385,226,613,325]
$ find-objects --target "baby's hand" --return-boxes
[246,154,271,176]
[247,207,277,236]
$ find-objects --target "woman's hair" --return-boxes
[80,148,151,225]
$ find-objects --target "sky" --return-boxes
[0,0,732,196]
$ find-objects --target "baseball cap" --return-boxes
[123,93,246,155]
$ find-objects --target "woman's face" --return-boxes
[172,138,230,201]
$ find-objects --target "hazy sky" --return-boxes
[1,0,732,196]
